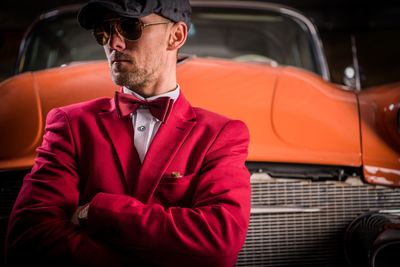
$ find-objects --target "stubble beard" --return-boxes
[111,62,152,89]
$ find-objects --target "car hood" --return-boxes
[0,58,361,172]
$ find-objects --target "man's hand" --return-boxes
[71,203,90,225]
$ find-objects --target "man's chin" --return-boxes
[111,72,129,87]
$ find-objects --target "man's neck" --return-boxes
[123,85,180,101]
[127,74,177,97]
[126,86,176,98]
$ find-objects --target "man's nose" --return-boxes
[109,26,126,51]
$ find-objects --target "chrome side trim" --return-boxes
[15,4,84,75]
[379,209,400,216]
[350,35,362,91]
[251,206,321,214]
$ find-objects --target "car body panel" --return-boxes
[178,58,361,166]
[1,58,362,171]
[358,83,400,187]
[0,62,118,170]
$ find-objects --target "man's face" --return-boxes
[102,14,171,90]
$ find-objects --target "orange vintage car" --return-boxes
[0,1,399,267]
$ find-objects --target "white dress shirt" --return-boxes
[123,86,180,162]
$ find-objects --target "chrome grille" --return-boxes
[236,174,400,267]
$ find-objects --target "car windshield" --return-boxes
[18,5,321,76]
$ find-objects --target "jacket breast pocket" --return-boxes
[155,173,197,207]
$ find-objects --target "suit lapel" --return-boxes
[98,98,139,192]
[132,94,197,202]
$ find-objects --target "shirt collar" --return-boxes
[123,85,180,101]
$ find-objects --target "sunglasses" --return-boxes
[93,17,170,46]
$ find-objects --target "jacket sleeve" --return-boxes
[5,108,124,267]
[87,120,251,266]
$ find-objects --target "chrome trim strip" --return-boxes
[251,206,321,214]
[379,209,400,215]
[350,35,362,91]
[15,4,84,75]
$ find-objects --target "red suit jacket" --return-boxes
[6,92,251,267]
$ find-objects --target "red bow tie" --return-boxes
[114,91,174,123]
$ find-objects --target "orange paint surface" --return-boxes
[178,58,361,166]
[0,58,397,186]
[358,83,400,187]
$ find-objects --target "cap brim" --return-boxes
[78,2,140,30]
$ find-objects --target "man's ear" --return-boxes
[167,22,188,51]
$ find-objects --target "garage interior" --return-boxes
[1,0,400,88]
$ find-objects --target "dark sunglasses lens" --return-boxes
[93,22,110,45]
[119,19,142,41]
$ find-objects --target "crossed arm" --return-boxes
[6,108,251,266]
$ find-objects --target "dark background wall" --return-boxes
[1,0,400,85]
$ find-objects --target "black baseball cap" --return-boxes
[78,0,192,29]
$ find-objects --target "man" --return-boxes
[6,0,251,266]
